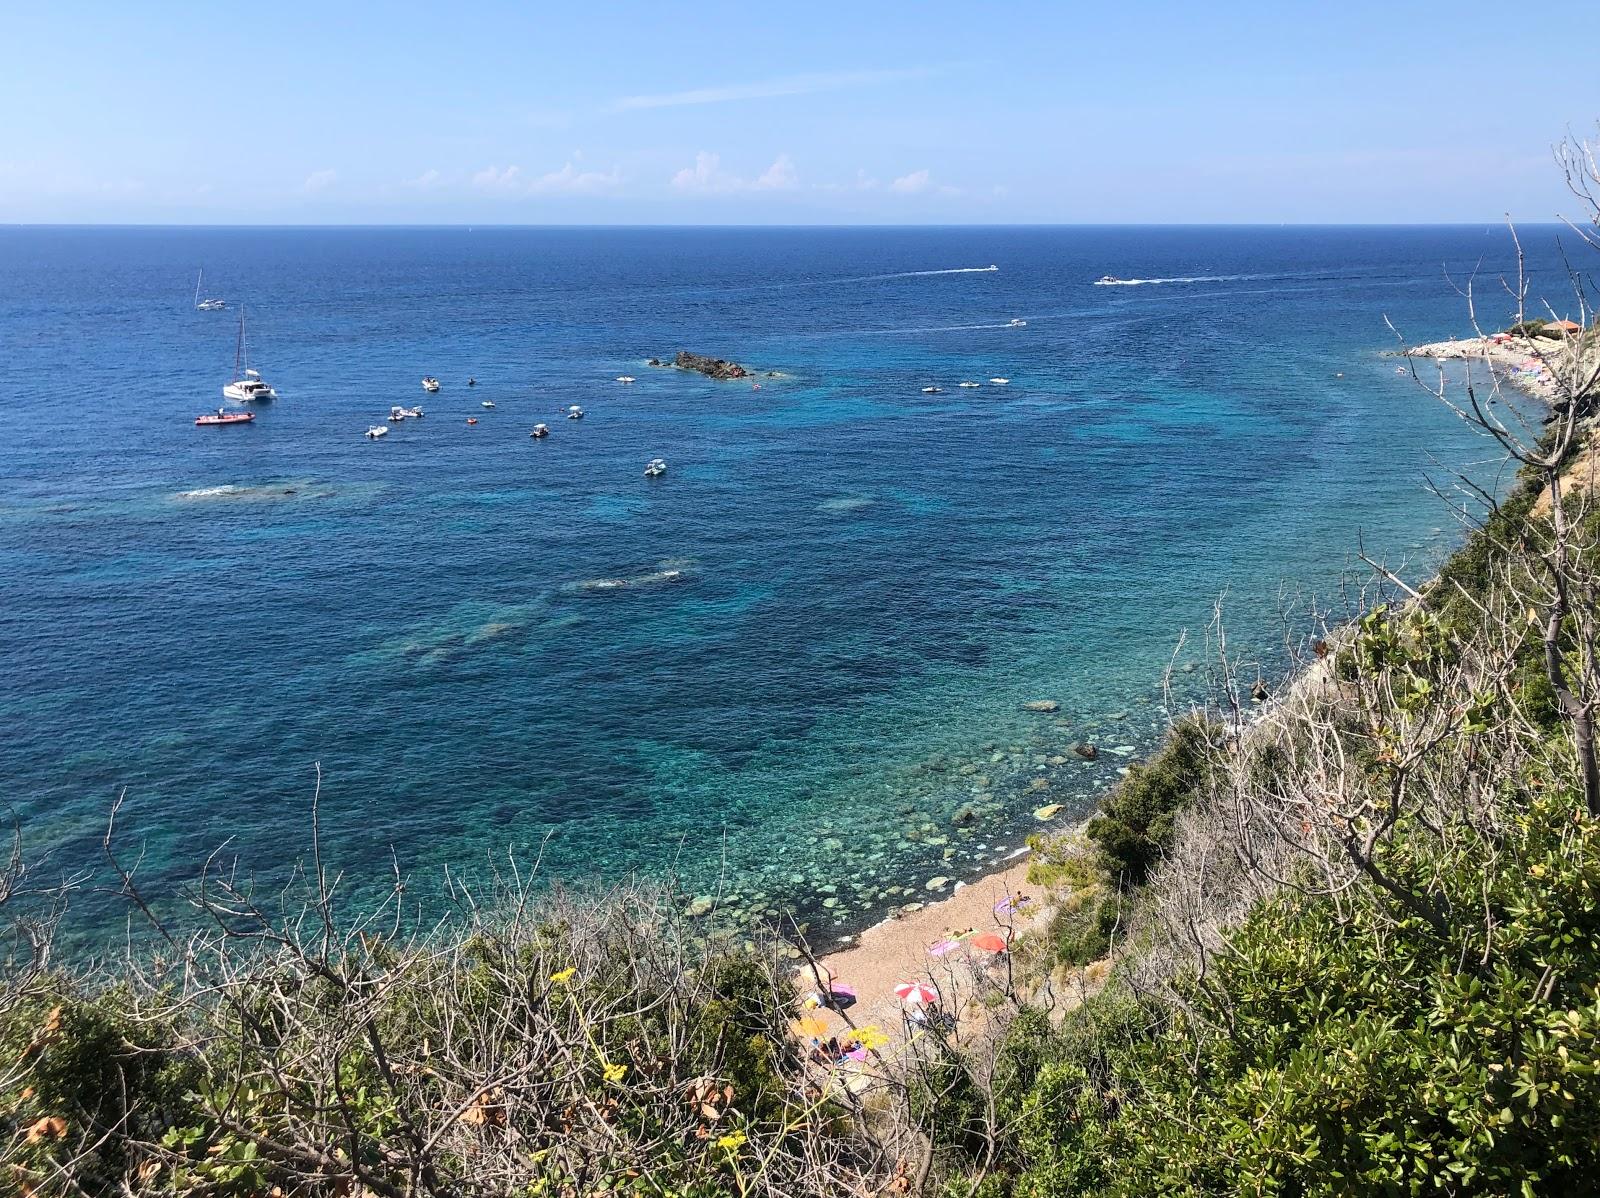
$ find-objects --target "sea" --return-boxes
[0,224,1565,942]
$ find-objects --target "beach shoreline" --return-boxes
[1400,335,1563,402]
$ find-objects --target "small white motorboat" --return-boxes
[616,375,636,384]
[421,377,440,392]
[567,405,585,419]
[644,457,667,477]
[481,400,495,409]
[530,423,549,438]
[958,381,981,388]
[1094,275,1122,285]
[400,406,424,418]
[921,386,942,394]
[389,406,407,423]
[989,377,1010,385]
[1008,318,1027,327]
[365,425,389,439]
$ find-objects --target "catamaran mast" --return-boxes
[233,308,245,381]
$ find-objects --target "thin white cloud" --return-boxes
[302,169,337,193]
[405,168,444,190]
[527,162,622,194]
[472,162,622,197]
[613,67,933,112]
[753,154,799,191]
[890,169,931,194]
[816,170,882,193]
[671,152,799,194]
[472,164,525,193]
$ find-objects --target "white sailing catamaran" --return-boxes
[222,308,277,402]
[194,270,225,311]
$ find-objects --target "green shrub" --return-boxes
[1045,891,1121,967]
[1085,717,1214,888]
[1002,787,1600,1196]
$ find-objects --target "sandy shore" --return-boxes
[801,855,1044,1047]
[1402,335,1562,402]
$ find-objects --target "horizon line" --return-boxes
[0,219,1572,231]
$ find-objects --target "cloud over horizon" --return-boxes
[612,67,934,112]
[670,152,799,194]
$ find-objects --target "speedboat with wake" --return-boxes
[1094,276,1125,286]
[1008,318,1027,327]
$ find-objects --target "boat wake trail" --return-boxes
[1093,273,1273,287]
[808,265,1000,287]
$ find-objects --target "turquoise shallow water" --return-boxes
[0,225,1562,939]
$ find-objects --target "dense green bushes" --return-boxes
[1084,716,1215,889]
[975,784,1600,1196]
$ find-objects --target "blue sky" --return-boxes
[4,0,1598,224]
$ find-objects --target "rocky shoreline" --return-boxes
[674,688,1183,958]
[1398,335,1562,402]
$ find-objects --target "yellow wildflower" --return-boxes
[603,1061,628,1084]
[549,967,576,985]
[716,1129,748,1152]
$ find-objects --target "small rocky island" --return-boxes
[661,351,751,380]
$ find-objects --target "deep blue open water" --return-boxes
[0,225,1561,938]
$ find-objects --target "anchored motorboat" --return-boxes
[616,375,636,384]
[389,405,424,422]
[222,309,277,401]
[644,457,667,477]
[422,377,440,392]
[921,386,942,394]
[195,407,254,426]
[530,423,549,438]
[365,424,388,439]
[567,405,585,419]
[480,400,495,409]
[989,377,1010,385]
[958,381,981,388]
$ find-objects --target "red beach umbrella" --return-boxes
[970,930,1010,953]
[894,981,939,1005]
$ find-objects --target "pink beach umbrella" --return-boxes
[894,981,939,1005]
[928,939,961,958]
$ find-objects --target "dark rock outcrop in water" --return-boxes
[674,351,751,380]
